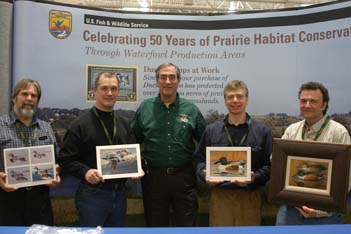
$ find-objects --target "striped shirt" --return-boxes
[0,112,57,172]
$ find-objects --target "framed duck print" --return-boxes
[96,144,142,179]
[269,138,351,213]
[206,146,251,182]
[3,145,56,188]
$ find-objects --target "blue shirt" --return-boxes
[0,112,57,171]
[195,114,272,189]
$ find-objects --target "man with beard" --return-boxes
[131,63,206,226]
[0,79,60,226]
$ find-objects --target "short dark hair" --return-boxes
[155,63,181,81]
[12,79,42,102]
[94,72,119,88]
[298,81,329,115]
[223,80,249,98]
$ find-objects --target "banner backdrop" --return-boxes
[12,0,351,116]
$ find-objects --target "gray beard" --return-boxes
[19,108,35,118]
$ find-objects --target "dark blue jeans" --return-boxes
[276,205,344,225]
[75,181,126,227]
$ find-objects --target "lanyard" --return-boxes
[93,107,117,145]
[224,119,251,146]
[302,116,330,141]
[15,121,37,146]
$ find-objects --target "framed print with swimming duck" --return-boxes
[269,138,351,213]
[206,146,251,182]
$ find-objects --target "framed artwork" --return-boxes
[269,138,351,213]
[96,144,142,179]
[3,145,56,188]
[86,64,138,103]
[206,146,251,182]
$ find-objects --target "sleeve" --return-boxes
[315,210,333,218]
[281,126,291,140]
[338,130,351,144]
[57,127,90,179]
[194,127,210,183]
[253,127,273,186]
[47,123,59,160]
[130,108,144,144]
[118,112,136,144]
[193,108,206,143]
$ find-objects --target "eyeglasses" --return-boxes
[158,74,178,82]
[300,99,319,106]
[225,94,246,101]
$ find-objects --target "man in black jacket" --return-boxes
[195,80,272,226]
[58,72,135,227]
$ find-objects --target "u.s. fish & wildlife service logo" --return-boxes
[49,10,72,39]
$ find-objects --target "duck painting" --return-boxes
[214,156,245,174]
[33,167,53,180]
[291,163,328,189]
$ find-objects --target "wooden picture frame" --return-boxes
[96,144,142,179]
[206,146,251,182]
[269,138,351,213]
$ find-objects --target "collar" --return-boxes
[93,106,114,116]
[9,111,39,127]
[156,93,180,108]
[303,115,327,132]
[223,113,251,127]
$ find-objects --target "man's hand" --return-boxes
[296,206,317,218]
[206,179,225,185]
[0,172,17,192]
[84,169,104,184]
[46,164,61,187]
[131,169,145,179]
[203,169,224,185]
[231,171,255,186]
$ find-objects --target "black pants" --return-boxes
[141,166,198,227]
[0,186,53,226]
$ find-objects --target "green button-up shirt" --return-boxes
[131,94,206,167]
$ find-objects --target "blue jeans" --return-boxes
[75,181,126,227]
[276,205,344,225]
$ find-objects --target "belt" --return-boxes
[149,162,193,175]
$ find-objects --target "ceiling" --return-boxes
[51,0,339,14]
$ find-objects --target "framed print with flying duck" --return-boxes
[96,144,142,179]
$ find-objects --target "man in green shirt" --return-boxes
[131,63,206,227]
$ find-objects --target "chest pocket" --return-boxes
[174,116,193,142]
[37,133,52,145]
